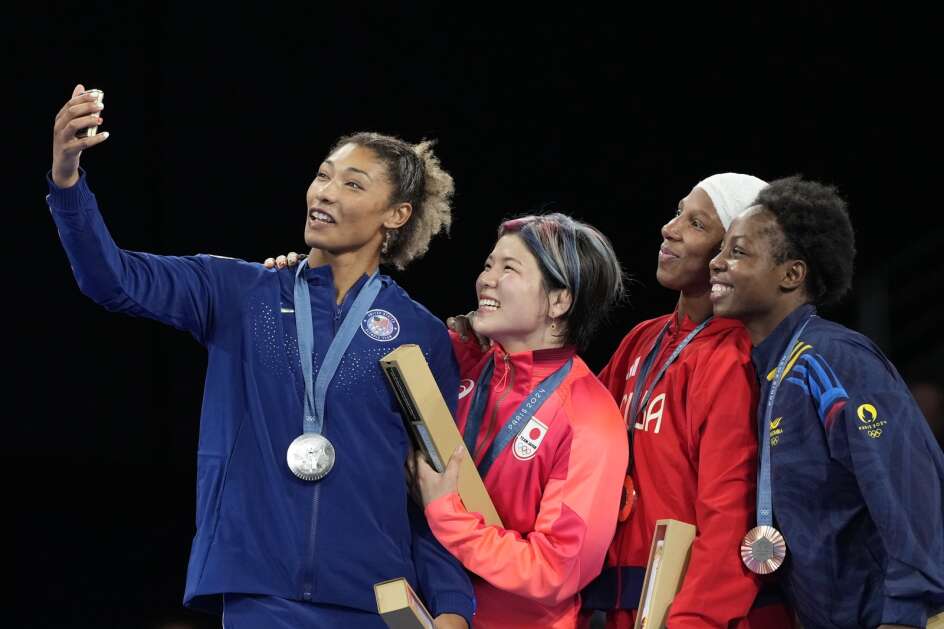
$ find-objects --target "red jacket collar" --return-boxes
[490,343,577,386]
[668,309,745,338]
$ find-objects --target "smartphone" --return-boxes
[79,89,104,138]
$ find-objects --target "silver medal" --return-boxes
[286,433,336,481]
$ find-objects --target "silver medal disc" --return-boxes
[286,433,336,481]
[740,525,787,574]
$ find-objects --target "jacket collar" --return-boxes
[489,343,577,390]
[751,303,817,377]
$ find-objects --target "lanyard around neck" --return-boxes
[293,264,381,435]
[462,354,573,478]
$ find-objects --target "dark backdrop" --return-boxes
[8,4,941,627]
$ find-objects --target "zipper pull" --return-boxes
[495,354,511,392]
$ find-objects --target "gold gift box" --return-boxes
[381,344,503,527]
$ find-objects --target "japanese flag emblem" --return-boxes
[513,417,549,461]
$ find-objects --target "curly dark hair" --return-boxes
[754,176,856,307]
[331,132,454,270]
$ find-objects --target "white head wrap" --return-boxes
[695,173,768,229]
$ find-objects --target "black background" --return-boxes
[8,4,942,627]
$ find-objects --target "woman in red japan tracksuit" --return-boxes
[414,213,629,628]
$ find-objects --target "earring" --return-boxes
[381,230,397,255]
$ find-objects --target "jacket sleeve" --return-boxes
[46,170,244,345]
[410,498,475,624]
[411,324,475,623]
[821,339,944,627]
[424,382,627,606]
[668,339,762,628]
[428,325,462,416]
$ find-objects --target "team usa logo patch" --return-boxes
[361,309,400,342]
[513,417,549,461]
[458,379,475,400]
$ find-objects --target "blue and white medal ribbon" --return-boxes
[286,264,381,481]
[740,317,812,574]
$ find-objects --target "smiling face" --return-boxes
[304,143,408,258]
[656,186,727,297]
[471,234,561,353]
[709,206,808,344]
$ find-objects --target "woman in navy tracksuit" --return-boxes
[710,176,944,628]
[49,85,473,628]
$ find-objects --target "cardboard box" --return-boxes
[635,519,696,629]
[381,344,503,527]
[374,577,435,629]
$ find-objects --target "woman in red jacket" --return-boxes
[414,213,629,628]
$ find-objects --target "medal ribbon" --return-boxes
[294,263,381,435]
[617,316,711,520]
[756,316,812,526]
[628,317,713,429]
[462,356,573,479]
